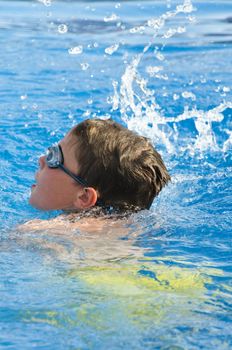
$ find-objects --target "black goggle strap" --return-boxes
[57,145,88,186]
[57,144,64,164]
[58,163,88,187]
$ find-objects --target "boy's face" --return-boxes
[29,131,83,211]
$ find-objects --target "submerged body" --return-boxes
[17,211,219,337]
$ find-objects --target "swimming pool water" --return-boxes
[0,0,231,349]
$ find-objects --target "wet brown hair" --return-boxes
[70,119,170,210]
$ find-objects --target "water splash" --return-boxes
[121,100,232,155]
[109,0,231,155]
[111,0,197,117]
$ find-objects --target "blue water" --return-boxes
[0,0,232,349]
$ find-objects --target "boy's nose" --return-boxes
[39,155,46,169]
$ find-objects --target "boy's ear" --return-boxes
[73,187,98,209]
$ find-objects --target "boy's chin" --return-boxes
[29,195,47,211]
[29,187,51,210]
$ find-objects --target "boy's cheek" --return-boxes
[29,184,46,208]
[29,183,59,210]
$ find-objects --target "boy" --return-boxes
[19,118,170,264]
[29,118,170,213]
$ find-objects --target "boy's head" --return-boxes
[29,119,170,211]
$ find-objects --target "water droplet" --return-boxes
[107,96,113,104]
[43,0,52,6]
[20,94,27,100]
[173,94,180,100]
[39,0,52,6]
[130,26,145,34]
[68,46,83,55]
[156,74,168,81]
[163,26,186,39]
[223,86,230,93]
[58,24,68,34]
[147,18,164,30]
[80,63,89,71]
[176,1,194,14]
[105,44,119,55]
[115,3,121,9]
[112,81,118,88]
[187,15,196,23]
[130,27,138,34]
[182,91,196,101]
[104,14,119,22]
[177,26,186,34]
[146,66,163,76]
[83,110,91,117]
[87,42,98,50]
[163,28,176,39]
[156,52,165,61]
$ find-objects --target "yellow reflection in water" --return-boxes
[23,261,222,332]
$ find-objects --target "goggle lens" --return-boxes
[46,145,63,168]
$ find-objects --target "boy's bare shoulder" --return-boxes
[18,216,100,234]
[16,213,145,265]
[17,213,131,237]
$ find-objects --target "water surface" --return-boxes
[0,0,231,349]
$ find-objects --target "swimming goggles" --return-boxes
[46,144,88,187]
